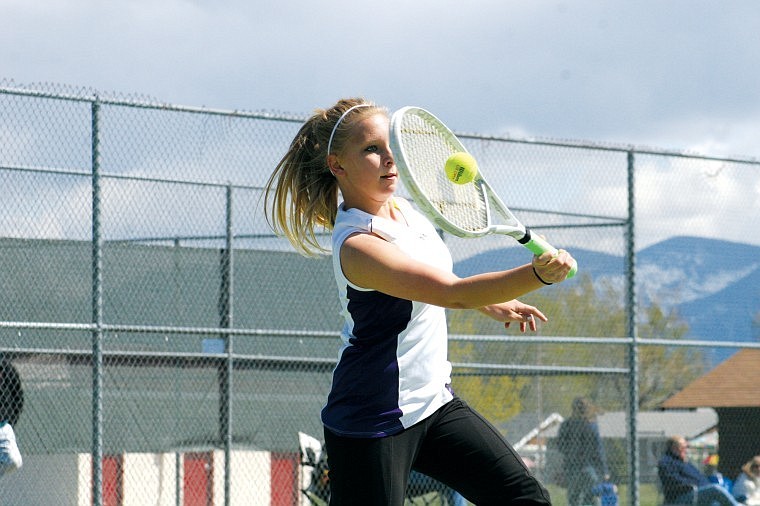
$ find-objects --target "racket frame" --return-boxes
[390,106,576,275]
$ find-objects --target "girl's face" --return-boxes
[331,113,397,213]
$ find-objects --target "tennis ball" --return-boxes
[445,152,479,184]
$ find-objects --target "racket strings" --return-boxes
[398,113,488,232]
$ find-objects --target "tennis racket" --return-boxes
[389,106,577,279]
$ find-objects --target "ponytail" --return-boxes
[264,98,383,256]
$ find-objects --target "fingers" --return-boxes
[533,250,555,266]
[494,301,547,333]
[509,314,535,333]
[525,313,536,332]
[532,249,576,284]
[504,311,545,333]
[527,307,548,323]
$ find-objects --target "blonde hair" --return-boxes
[264,98,385,256]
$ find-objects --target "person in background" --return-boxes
[0,355,23,477]
[657,436,739,505]
[592,474,619,506]
[733,456,760,505]
[265,98,575,505]
[556,397,608,506]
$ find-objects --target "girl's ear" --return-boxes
[327,154,344,177]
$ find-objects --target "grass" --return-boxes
[311,481,663,505]
[544,482,662,506]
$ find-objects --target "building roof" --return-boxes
[541,408,716,440]
[595,409,716,438]
[662,349,760,409]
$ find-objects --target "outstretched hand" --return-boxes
[478,300,548,332]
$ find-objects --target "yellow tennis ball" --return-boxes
[445,152,479,184]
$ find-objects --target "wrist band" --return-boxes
[532,266,553,285]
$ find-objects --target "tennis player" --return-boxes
[265,98,574,505]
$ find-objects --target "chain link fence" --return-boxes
[0,80,758,505]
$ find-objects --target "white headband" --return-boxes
[326,104,371,156]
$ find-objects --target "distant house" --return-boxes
[510,408,717,484]
[503,412,565,473]
[0,238,342,504]
[662,348,760,479]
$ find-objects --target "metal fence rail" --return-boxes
[1,81,758,506]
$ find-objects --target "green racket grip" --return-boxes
[521,231,578,280]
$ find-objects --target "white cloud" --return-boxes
[4,0,759,159]
[634,155,760,247]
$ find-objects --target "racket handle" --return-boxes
[520,230,578,279]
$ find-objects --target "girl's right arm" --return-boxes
[339,232,573,310]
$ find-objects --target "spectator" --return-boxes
[657,436,739,505]
[733,456,760,505]
[592,474,619,506]
[0,355,23,477]
[556,397,608,506]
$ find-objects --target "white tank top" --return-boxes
[322,198,454,437]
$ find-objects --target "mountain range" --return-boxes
[455,236,760,365]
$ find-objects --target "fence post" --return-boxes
[91,97,104,506]
[218,183,234,506]
[626,150,639,506]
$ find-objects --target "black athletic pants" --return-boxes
[324,396,552,505]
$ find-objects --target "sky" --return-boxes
[3,0,760,160]
[1,0,759,253]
